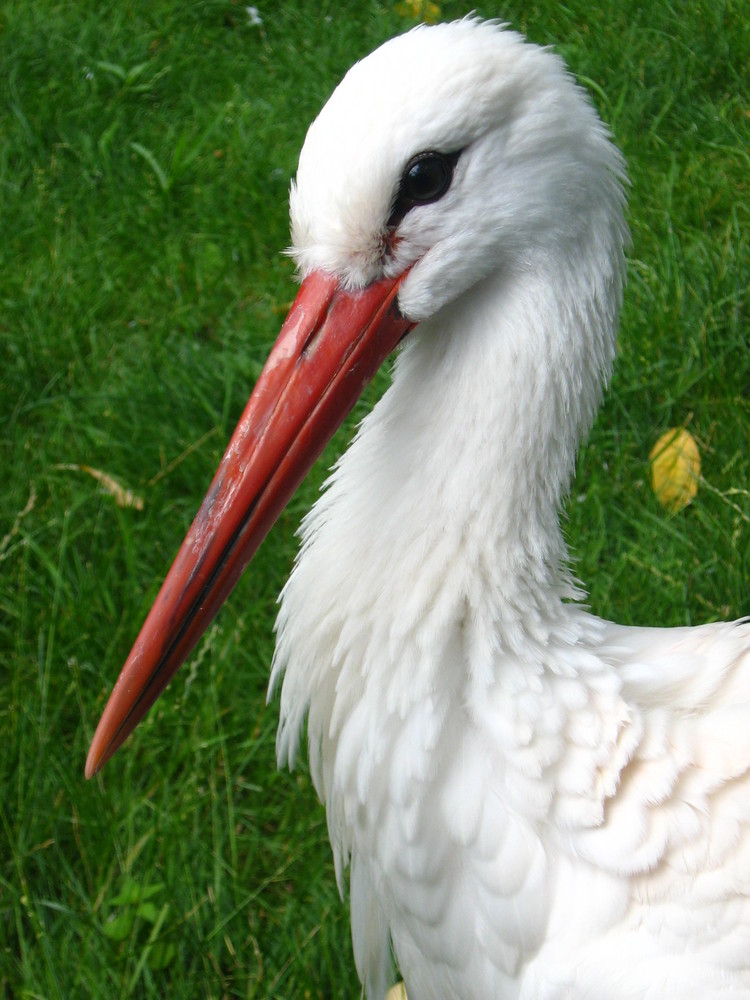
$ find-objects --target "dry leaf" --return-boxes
[0,483,37,560]
[56,464,144,510]
[386,984,408,1000]
[649,428,700,513]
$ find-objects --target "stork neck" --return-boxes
[272,249,622,773]
[379,256,616,635]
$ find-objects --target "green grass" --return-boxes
[1,0,748,996]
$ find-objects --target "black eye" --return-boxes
[388,150,461,229]
[403,152,454,202]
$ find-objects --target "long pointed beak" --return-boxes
[86,269,414,778]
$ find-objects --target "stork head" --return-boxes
[290,18,626,320]
[86,19,627,777]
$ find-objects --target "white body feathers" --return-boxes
[269,20,750,999]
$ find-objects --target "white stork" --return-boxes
[86,19,750,999]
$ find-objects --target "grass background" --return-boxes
[1,0,748,996]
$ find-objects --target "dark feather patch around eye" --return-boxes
[387,150,462,230]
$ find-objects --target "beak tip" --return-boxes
[85,722,114,780]
[85,740,102,780]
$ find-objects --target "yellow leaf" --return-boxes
[649,428,700,513]
[394,0,441,23]
[386,984,408,1000]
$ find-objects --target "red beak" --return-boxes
[85,269,414,778]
